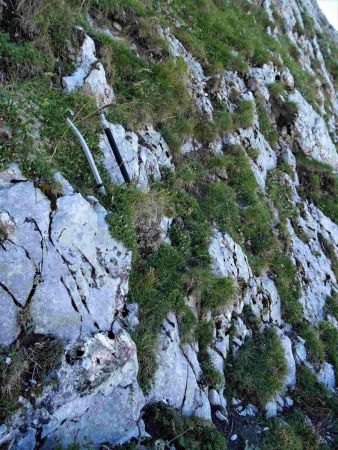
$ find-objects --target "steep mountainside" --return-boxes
[0,0,337,449]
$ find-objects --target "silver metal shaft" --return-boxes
[66,118,106,194]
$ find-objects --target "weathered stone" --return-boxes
[12,327,145,449]
[62,32,114,107]
[209,230,252,282]
[0,211,16,238]
[317,362,335,392]
[279,333,296,387]
[0,287,20,346]
[0,168,131,343]
[81,62,114,107]
[290,90,338,169]
[288,220,337,325]
[62,34,97,92]
[148,313,211,419]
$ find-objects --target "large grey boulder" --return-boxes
[0,167,131,344]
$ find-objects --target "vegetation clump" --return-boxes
[267,169,299,226]
[225,327,287,406]
[270,252,302,326]
[0,335,63,422]
[256,95,279,146]
[296,155,338,224]
[261,410,321,450]
[143,403,228,450]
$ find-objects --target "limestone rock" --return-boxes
[12,326,145,449]
[148,313,211,419]
[0,167,131,343]
[62,34,97,92]
[62,32,114,107]
[290,90,338,169]
[209,230,252,282]
[317,362,335,392]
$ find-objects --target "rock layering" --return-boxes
[1,0,338,448]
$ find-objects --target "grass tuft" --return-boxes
[225,327,287,406]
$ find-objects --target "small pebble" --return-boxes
[5,357,11,365]
[0,424,7,434]
[230,434,238,441]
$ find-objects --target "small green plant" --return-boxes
[225,327,287,406]
[185,268,236,313]
[0,336,63,422]
[296,155,338,223]
[299,323,325,364]
[261,410,319,450]
[271,252,302,326]
[318,235,338,280]
[295,365,338,420]
[269,82,287,98]
[234,99,255,129]
[143,403,227,450]
[320,321,338,377]
[267,169,299,225]
[324,293,338,321]
[256,96,279,146]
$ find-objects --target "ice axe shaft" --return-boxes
[100,113,131,184]
[66,117,106,194]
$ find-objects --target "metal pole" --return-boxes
[99,113,131,184]
[66,118,106,195]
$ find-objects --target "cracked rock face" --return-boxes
[0,167,131,345]
[147,313,211,420]
[288,214,337,325]
[289,90,338,169]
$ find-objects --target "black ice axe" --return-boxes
[99,112,131,184]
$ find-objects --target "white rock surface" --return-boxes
[62,33,114,107]
[288,220,337,325]
[209,230,252,282]
[0,167,131,344]
[11,325,145,449]
[148,313,211,419]
[62,34,97,92]
[289,90,338,169]
[317,362,335,392]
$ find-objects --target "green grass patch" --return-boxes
[299,323,325,365]
[0,336,62,422]
[270,252,302,326]
[143,403,228,450]
[320,321,338,377]
[324,294,338,321]
[295,365,338,422]
[225,327,287,406]
[261,410,320,450]
[256,95,279,146]
[296,155,338,224]
[267,169,298,225]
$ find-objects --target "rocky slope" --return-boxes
[0,0,337,449]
